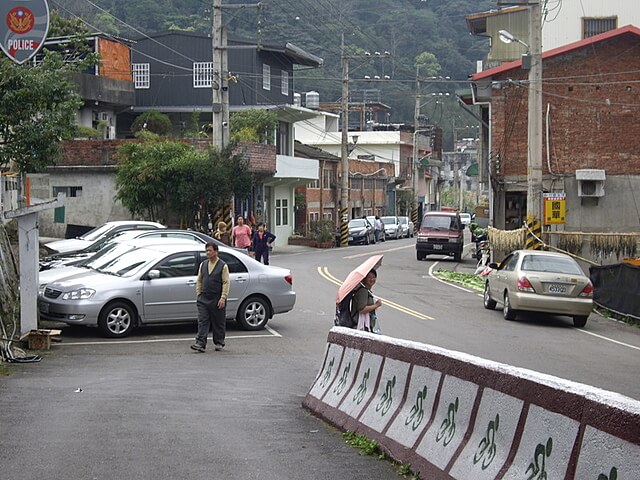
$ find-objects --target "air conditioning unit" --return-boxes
[576,169,605,198]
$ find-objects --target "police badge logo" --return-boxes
[0,0,50,65]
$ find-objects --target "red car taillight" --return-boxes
[285,275,293,285]
[517,276,535,293]
[579,281,593,297]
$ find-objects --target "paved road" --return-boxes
[2,236,639,479]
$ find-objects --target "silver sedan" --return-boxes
[38,243,296,337]
[483,250,593,327]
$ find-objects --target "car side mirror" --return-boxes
[146,269,160,280]
[488,263,499,269]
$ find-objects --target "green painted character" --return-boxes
[436,397,459,447]
[353,368,371,404]
[320,357,334,388]
[598,467,618,480]
[333,362,351,396]
[405,386,428,431]
[375,375,396,416]
[525,437,553,480]
[473,414,500,470]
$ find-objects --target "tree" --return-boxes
[115,140,193,221]
[0,53,94,172]
[115,140,254,228]
[131,110,173,136]
[230,110,278,144]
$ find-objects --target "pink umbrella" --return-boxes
[336,254,384,304]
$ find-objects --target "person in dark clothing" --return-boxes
[191,242,230,352]
[252,222,276,265]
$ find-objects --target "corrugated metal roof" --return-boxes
[471,24,640,81]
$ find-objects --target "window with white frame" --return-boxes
[53,186,82,197]
[275,198,288,226]
[193,62,213,88]
[309,212,319,222]
[281,71,289,95]
[132,63,150,89]
[263,64,271,90]
[308,179,320,189]
[322,212,332,220]
[322,169,332,189]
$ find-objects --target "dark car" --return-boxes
[348,218,375,245]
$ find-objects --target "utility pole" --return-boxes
[339,33,350,246]
[413,66,420,218]
[211,0,225,149]
[527,1,543,247]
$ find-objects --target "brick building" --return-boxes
[470,25,640,233]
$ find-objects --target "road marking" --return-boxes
[343,243,414,259]
[427,261,475,293]
[574,329,640,351]
[317,266,434,321]
[53,330,282,346]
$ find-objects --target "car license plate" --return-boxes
[39,302,49,313]
[548,284,567,294]
[433,244,443,250]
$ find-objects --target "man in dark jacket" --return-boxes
[191,242,230,352]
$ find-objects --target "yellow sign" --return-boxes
[543,193,566,225]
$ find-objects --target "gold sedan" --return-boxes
[483,250,593,327]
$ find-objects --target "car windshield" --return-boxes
[83,243,136,268]
[381,216,396,224]
[95,248,161,277]
[521,255,583,275]
[349,219,367,228]
[398,217,407,224]
[423,216,459,230]
[78,223,113,241]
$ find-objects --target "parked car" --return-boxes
[348,218,375,245]
[38,243,296,337]
[397,216,414,238]
[381,216,401,239]
[416,211,464,261]
[483,250,593,328]
[40,228,240,271]
[459,213,472,227]
[366,216,385,242]
[44,221,166,254]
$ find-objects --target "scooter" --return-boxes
[474,240,492,275]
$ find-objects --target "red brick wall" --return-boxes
[59,139,276,174]
[490,34,640,177]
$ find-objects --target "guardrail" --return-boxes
[303,328,640,479]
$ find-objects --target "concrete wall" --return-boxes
[304,329,640,480]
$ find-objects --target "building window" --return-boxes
[364,178,373,189]
[263,64,271,90]
[309,212,319,222]
[322,169,332,189]
[275,198,288,226]
[53,186,82,198]
[308,179,319,189]
[132,63,150,89]
[583,17,617,38]
[193,62,213,88]
[322,212,332,221]
[350,177,362,189]
[281,71,289,95]
[276,121,290,155]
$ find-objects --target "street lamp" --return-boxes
[498,29,532,70]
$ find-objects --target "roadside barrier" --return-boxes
[303,328,640,479]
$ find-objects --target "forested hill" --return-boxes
[54,0,496,123]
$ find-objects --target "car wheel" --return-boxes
[483,283,497,310]
[236,296,270,330]
[98,301,136,338]
[417,251,425,261]
[573,315,588,328]
[503,292,516,320]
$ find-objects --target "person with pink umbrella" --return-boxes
[335,254,383,332]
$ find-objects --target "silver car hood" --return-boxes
[44,238,92,253]
[39,266,91,287]
[44,269,136,291]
